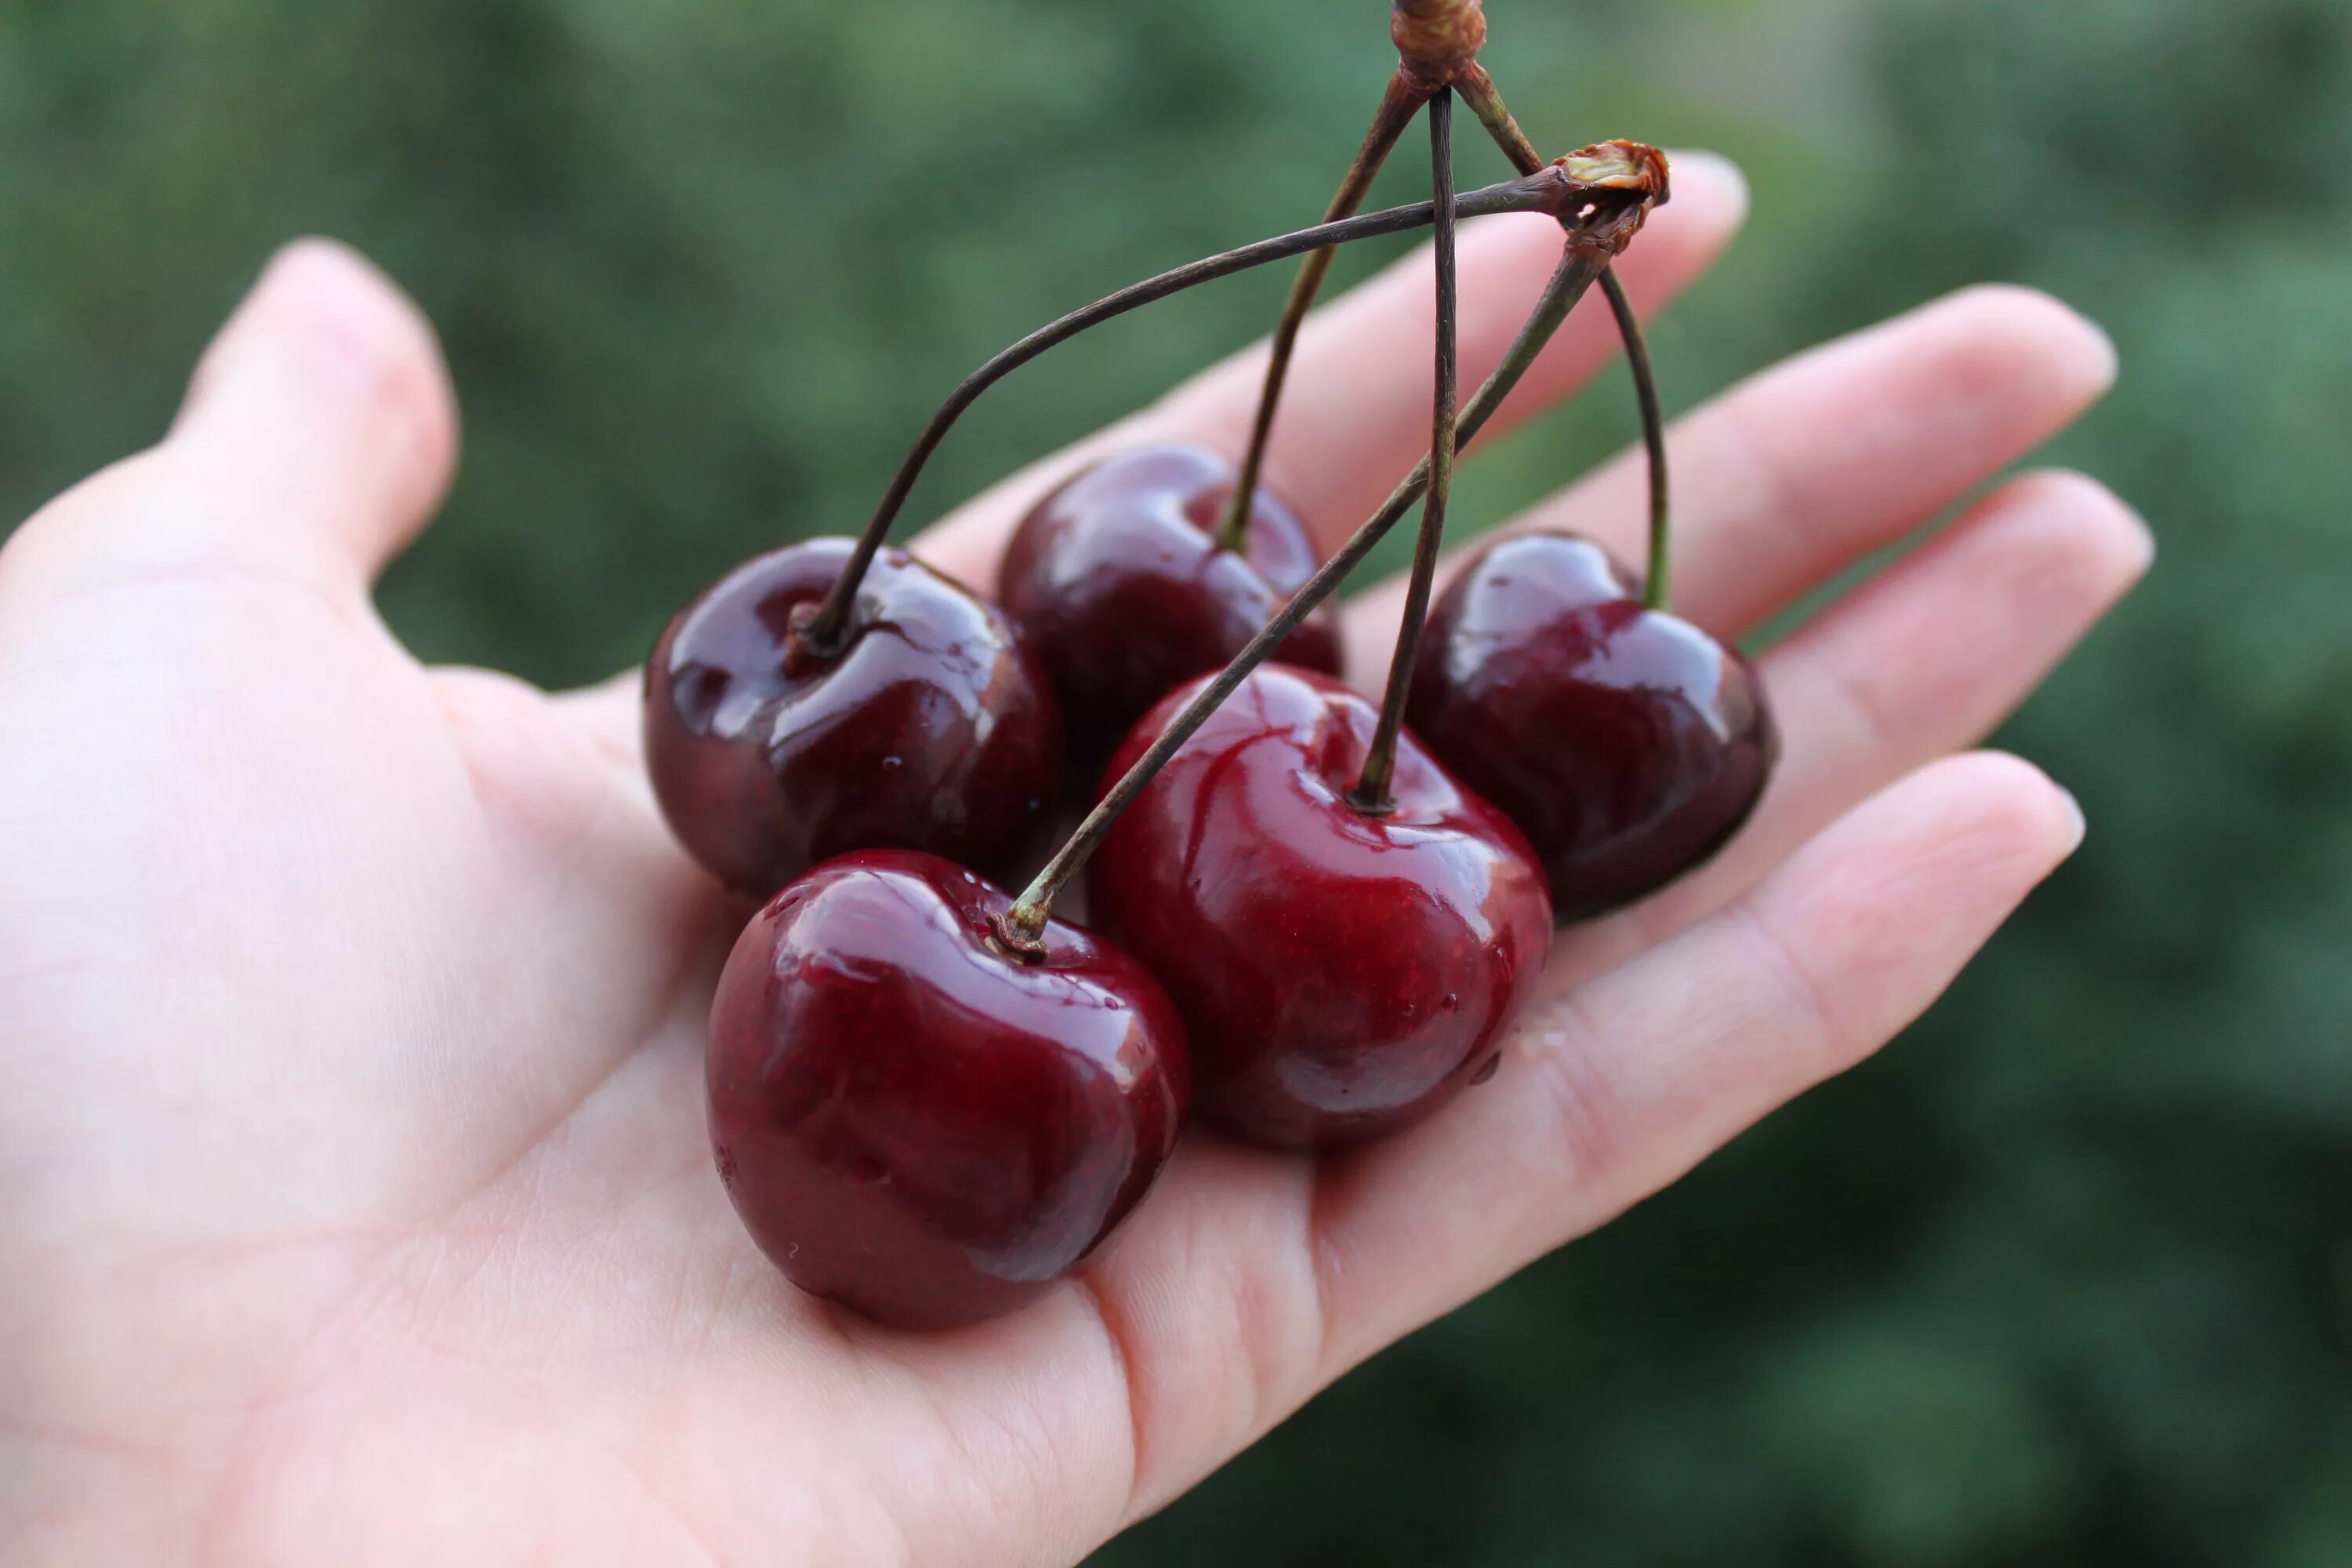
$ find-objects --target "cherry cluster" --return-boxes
[644,0,1776,1330]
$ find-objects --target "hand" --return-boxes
[0,154,2143,1566]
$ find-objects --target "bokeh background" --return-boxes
[4,1,2348,1562]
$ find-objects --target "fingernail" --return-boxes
[2056,785,2087,853]
[2080,312,2121,392]
[248,241,405,387]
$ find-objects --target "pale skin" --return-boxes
[0,152,2148,1566]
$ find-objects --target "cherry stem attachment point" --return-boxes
[1392,0,1489,83]
[1351,87,1458,815]
[1000,229,1632,950]
[1213,68,1433,554]
[791,163,1586,661]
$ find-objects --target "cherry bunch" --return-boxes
[646,0,1776,1329]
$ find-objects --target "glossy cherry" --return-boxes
[1407,529,1776,923]
[1086,664,1552,1149]
[707,848,1188,1329]
[999,443,1344,760]
[645,538,1065,898]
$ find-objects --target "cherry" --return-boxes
[707,849,1188,1330]
[993,218,1639,1149]
[1085,664,1552,1149]
[657,9,1679,1328]
[998,443,1344,760]
[644,538,1064,898]
[1406,530,1777,923]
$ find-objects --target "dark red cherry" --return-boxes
[1406,530,1777,923]
[645,538,1064,898]
[707,848,1188,1330]
[1086,665,1551,1150]
[998,443,1344,760]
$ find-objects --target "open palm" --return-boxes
[0,155,2145,1566]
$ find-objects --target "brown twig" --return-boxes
[1392,0,1489,85]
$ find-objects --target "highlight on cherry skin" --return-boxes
[644,536,1066,899]
[706,848,1189,1330]
[1087,663,1555,1150]
[1407,528,1777,923]
[998,441,1345,762]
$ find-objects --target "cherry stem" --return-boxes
[1455,64,1674,608]
[792,163,1578,660]
[1602,270,1672,611]
[1454,62,1540,172]
[1211,68,1434,555]
[999,235,1617,952]
[1350,87,1458,815]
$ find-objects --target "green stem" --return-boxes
[1351,87,1458,815]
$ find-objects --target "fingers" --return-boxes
[1080,750,2083,1516]
[1306,749,2084,1381]
[168,240,459,595]
[3,241,459,613]
[1344,283,2118,670]
[1555,470,2151,984]
[914,151,1749,585]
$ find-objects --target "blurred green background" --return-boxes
[4,0,2348,1562]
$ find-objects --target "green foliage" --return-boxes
[2,2,2345,1562]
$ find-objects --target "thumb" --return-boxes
[2,239,461,611]
[167,238,461,594]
